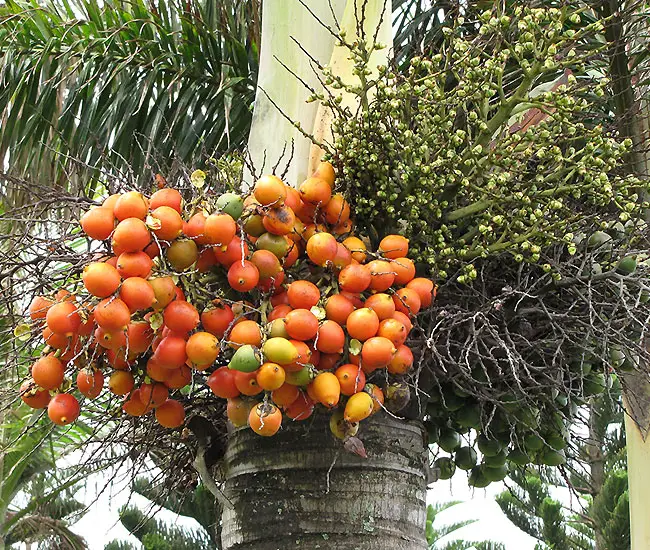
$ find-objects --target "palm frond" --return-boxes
[4,512,86,549]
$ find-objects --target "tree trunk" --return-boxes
[219,412,428,550]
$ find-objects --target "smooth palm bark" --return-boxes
[220,413,428,550]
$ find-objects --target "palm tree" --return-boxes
[426,501,505,550]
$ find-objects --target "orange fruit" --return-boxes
[204,213,237,246]
[123,390,149,417]
[234,370,263,396]
[285,309,319,341]
[258,271,285,293]
[271,382,300,407]
[367,259,396,291]
[361,337,397,370]
[315,320,345,354]
[332,243,352,269]
[379,235,409,259]
[82,262,121,298]
[312,161,336,186]
[366,383,385,415]
[150,188,182,213]
[103,193,121,210]
[250,249,282,278]
[114,191,148,221]
[392,257,416,285]
[184,212,210,245]
[164,301,199,333]
[201,301,235,338]
[151,206,183,241]
[335,364,366,396]
[306,232,337,266]
[284,186,302,211]
[325,294,355,325]
[388,345,414,374]
[207,367,240,398]
[120,277,155,312]
[228,260,260,292]
[48,394,80,426]
[392,310,413,332]
[46,301,81,335]
[186,331,220,367]
[299,177,332,205]
[311,372,340,408]
[81,207,115,240]
[126,321,154,353]
[214,235,249,267]
[263,205,296,235]
[116,251,153,278]
[323,194,350,225]
[338,263,371,293]
[301,222,327,242]
[257,362,286,391]
[287,280,321,309]
[228,320,262,349]
[393,288,422,316]
[346,308,380,341]
[268,304,293,322]
[340,291,364,309]
[196,247,218,272]
[42,327,71,350]
[286,340,313,372]
[109,370,135,396]
[364,293,396,320]
[153,335,188,369]
[112,218,151,252]
[342,236,367,263]
[155,399,185,428]
[315,352,340,371]
[227,397,252,427]
[29,295,54,321]
[285,392,315,421]
[332,219,354,236]
[378,318,408,347]
[147,357,172,382]
[150,276,177,310]
[249,402,282,436]
[94,326,126,351]
[32,355,65,390]
[139,382,169,408]
[406,278,437,308]
[254,175,287,206]
[167,239,199,270]
[165,365,192,389]
[20,379,51,409]
[283,242,300,267]
[94,298,130,331]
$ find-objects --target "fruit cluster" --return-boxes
[20,162,435,440]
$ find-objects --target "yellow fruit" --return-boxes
[261,337,298,365]
[311,372,341,408]
[329,410,359,440]
[344,392,374,422]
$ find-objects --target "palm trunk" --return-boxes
[220,413,428,550]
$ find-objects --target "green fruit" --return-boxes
[477,435,502,457]
[524,434,544,452]
[483,463,509,482]
[616,255,637,275]
[545,433,567,451]
[425,422,440,444]
[456,404,481,429]
[256,232,290,259]
[243,214,265,237]
[587,230,612,248]
[555,393,568,407]
[483,449,507,468]
[609,347,625,368]
[455,446,478,470]
[583,373,606,396]
[453,386,470,398]
[501,393,518,412]
[508,448,530,466]
[441,391,464,412]
[228,345,262,372]
[468,466,490,488]
[216,192,244,220]
[434,457,456,481]
[284,366,315,386]
[438,429,461,452]
[514,406,539,429]
[541,449,566,466]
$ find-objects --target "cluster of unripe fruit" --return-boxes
[19,161,435,440]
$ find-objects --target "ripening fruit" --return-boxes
[361,337,397,370]
[184,212,210,245]
[285,392,314,421]
[312,161,336,186]
[120,277,155,312]
[243,213,265,238]
[364,293,396,321]
[165,365,192,389]
[287,280,321,310]
[342,236,367,263]
[42,327,70,350]
[323,195,350,225]
[154,335,188,369]
[249,403,282,436]
[139,382,169,408]
[227,397,252,427]
[167,239,199,271]
[20,379,51,409]
[164,301,199,333]
[123,390,149,416]
[366,383,384,415]
[262,337,299,365]
[112,218,151,252]
[271,382,300,407]
[311,372,340,408]
[234,371,263,396]
[256,233,292,259]
[254,175,287,206]
[393,288,422,316]
[116,251,153,278]
[109,370,135,396]
[48,394,80,426]
[147,357,171,382]
[285,309,319,341]
[250,249,282,278]
[388,345,414,374]
[256,363,286,391]
[228,260,260,292]
[283,242,300,267]
[338,264,371,293]
[325,294,355,325]
[286,340,312,372]
[196,248,217,272]
[149,277,177,310]
[31,355,64,390]
[94,298,131,331]
[228,320,262,349]
[186,332,220,367]
[150,188,182,213]
[379,235,409,259]
[392,257,416,285]
[81,207,115,240]
[378,318,408,347]
[207,367,240,398]
[29,295,54,321]
[76,369,104,399]
[156,399,185,428]
[228,345,262,373]
[299,177,331,205]
[114,191,148,221]
[46,301,81,335]
[214,236,249,267]
[315,320,345,354]
[406,278,436,308]
[306,232,337,266]
[332,243,352,270]
[151,206,183,241]
[267,318,289,339]
[204,213,237,246]
[263,205,296,235]
[344,391,374,422]
[367,260,396,292]
[392,311,413,333]
[335,364,366,396]
[201,301,235,338]
[346,308,380,342]
[330,410,359,439]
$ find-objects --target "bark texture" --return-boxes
[220,412,428,550]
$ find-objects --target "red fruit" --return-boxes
[147,357,172,382]
[234,371,263,396]
[204,213,237,246]
[120,277,155,312]
[315,320,345,354]
[46,301,81,335]
[139,383,169,408]
[77,369,104,399]
[32,355,65,390]
[164,301,199,333]
[94,326,126,350]
[116,251,153,278]
[228,260,260,292]
[48,394,80,426]
[268,304,292,322]
[20,379,51,409]
[285,392,314,421]
[388,345,414,374]
[165,365,192,389]
[338,264,371,293]
[81,207,115,240]
[154,335,188,369]
[156,399,185,428]
[214,235,250,267]
[207,366,240,399]
[201,302,235,338]
[94,298,131,331]
[285,309,319,341]
[184,212,210,245]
